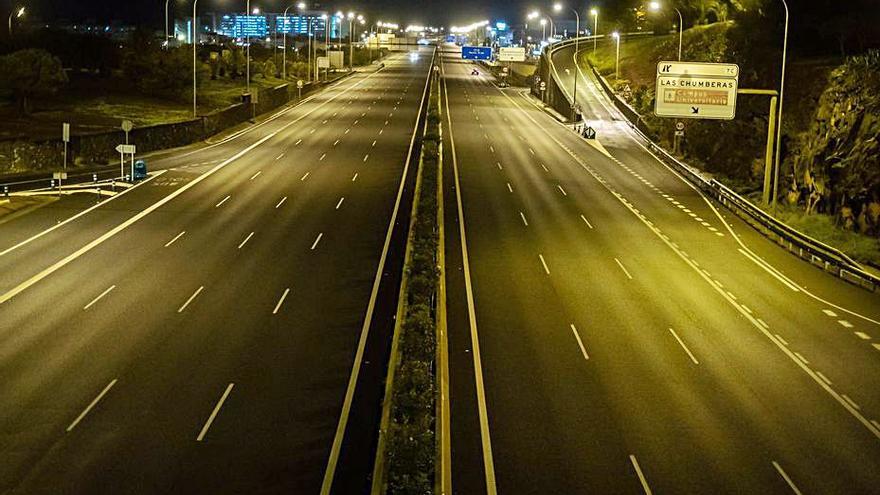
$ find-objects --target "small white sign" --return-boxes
[297,80,304,88]
[498,46,526,62]
[116,144,136,154]
[655,61,739,120]
[317,56,330,69]
[53,172,68,180]
[62,123,70,142]
[121,120,134,133]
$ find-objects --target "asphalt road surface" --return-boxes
[441,43,880,494]
[0,48,432,494]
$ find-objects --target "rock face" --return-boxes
[793,50,880,237]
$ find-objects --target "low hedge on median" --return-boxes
[384,70,441,494]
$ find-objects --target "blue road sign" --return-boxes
[462,46,492,61]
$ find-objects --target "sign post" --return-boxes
[297,79,304,100]
[52,171,67,197]
[116,144,136,181]
[654,61,740,120]
[121,120,133,144]
[62,123,70,171]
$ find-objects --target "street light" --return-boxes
[612,31,620,79]
[165,0,172,47]
[555,3,580,122]
[648,1,683,61]
[192,0,200,118]
[590,8,598,53]
[281,2,302,81]
[772,0,789,207]
[8,6,25,37]
[540,18,547,42]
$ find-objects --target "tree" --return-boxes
[122,46,193,100]
[0,49,68,115]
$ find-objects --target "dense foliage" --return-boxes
[0,49,68,114]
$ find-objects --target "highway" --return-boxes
[440,43,880,494]
[0,48,432,494]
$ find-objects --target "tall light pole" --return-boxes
[648,1,683,61]
[8,6,25,37]
[612,31,620,79]
[590,8,598,53]
[192,0,200,118]
[540,18,547,42]
[772,0,789,207]
[282,3,305,80]
[347,12,354,71]
[323,14,330,80]
[165,0,172,46]
[246,3,260,96]
[555,3,580,121]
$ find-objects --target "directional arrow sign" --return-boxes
[116,144,136,154]
[655,61,739,120]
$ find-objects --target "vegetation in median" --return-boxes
[382,69,440,494]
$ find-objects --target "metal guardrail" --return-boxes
[543,38,880,292]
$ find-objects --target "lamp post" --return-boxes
[192,0,200,118]
[165,0,172,47]
[554,3,580,121]
[323,14,330,80]
[282,2,305,80]
[590,8,598,53]
[612,31,620,79]
[648,1,683,61]
[245,3,260,96]
[540,18,547,42]
[772,0,789,208]
[347,12,355,71]
[8,6,25,36]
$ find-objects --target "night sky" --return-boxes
[16,0,556,28]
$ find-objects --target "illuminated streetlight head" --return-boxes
[649,1,660,11]
[359,19,365,24]
[357,14,364,21]
[540,18,547,26]
[335,10,343,17]
[16,6,25,17]
[527,10,539,19]
[320,14,327,19]
[297,2,306,9]
[252,7,260,14]
[347,11,354,19]
[590,8,598,16]
[612,31,619,39]
[553,3,563,12]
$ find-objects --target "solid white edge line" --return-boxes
[67,379,117,432]
[335,197,345,210]
[164,231,186,248]
[0,170,167,258]
[276,197,287,208]
[272,288,290,315]
[310,233,323,250]
[177,286,204,313]
[196,383,234,441]
[320,49,436,495]
[570,324,590,361]
[519,211,528,226]
[772,461,804,495]
[668,327,700,365]
[83,285,116,311]
[539,254,551,275]
[249,171,262,180]
[439,55,499,495]
[215,195,230,207]
[738,248,800,292]
[629,455,653,495]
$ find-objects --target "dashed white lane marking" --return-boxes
[344,129,350,135]
[238,232,255,249]
[336,197,345,210]
[580,214,594,229]
[873,343,880,352]
[67,379,118,432]
[519,212,528,227]
[363,154,370,162]
[379,129,384,135]
[276,197,287,209]
[333,139,340,146]
[310,128,316,134]
[855,331,872,340]
[540,163,549,172]
[838,320,854,328]
[295,139,302,146]
[322,119,328,124]
[793,352,809,364]
[489,145,495,153]
[83,285,116,310]
[197,383,234,442]
[273,288,291,315]
[320,153,327,161]
[276,153,285,160]
[815,371,832,385]
[614,258,633,280]
[841,394,860,410]
[496,162,503,170]
[775,334,790,346]
[215,195,231,208]
[569,324,590,361]
[178,286,204,313]
[538,254,550,275]
[164,231,186,248]
[311,233,323,250]
[249,171,261,180]
[629,455,653,495]
[372,140,377,147]
[301,172,311,181]
[556,185,567,196]
[506,183,513,193]
[822,309,838,317]
[669,328,700,365]
[772,461,803,495]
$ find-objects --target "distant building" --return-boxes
[216,12,341,40]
